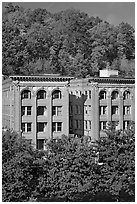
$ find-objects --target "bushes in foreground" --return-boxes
[2,126,135,202]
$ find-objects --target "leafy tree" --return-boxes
[2,129,45,202]
[97,122,135,201]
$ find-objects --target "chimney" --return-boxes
[99,62,118,77]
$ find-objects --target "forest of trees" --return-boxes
[2,3,135,78]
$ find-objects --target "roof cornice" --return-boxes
[88,77,135,84]
[9,75,74,82]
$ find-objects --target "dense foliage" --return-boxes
[2,3,135,77]
[2,124,135,202]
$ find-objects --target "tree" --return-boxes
[2,129,45,202]
[97,122,135,201]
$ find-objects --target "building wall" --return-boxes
[69,78,135,141]
[2,78,15,130]
[2,75,135,149]
[2,78,70,149]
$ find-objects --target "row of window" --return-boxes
[70,105,82,115]
[100,121,131,131]
[99,90,131,100]
[99,106,131,116]
[21,105,131,117]
[70,90,92,99]
[21,106,63,116]
[21,122,62,133]
[70,90,131,100]
[21,90,62,99]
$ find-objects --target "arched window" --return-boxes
[52,90,62,99]
[21,90,31,99]
[123,90,130,100]
[111,90,119,100]
[99,90,106,100]
[37,90,46,99]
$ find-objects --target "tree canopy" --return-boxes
[2,3,135,77]
[2,124,135,202]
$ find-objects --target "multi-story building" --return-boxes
[2,69,135,149]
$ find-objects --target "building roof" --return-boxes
[8,75,74,82]
[89,77,135,84]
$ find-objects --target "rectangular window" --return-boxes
[21,123,25,132]
[89,121,92,129]
[27,106,31,115]
[70,119,73,129]
[21,123,32,132]
[57,122,62,131]
[52,122,62,132]
[37,122,47,132]
[21,107,25,116]
[27,123,32,132]
[76,105,79,114]
[85,120,88,130]
[84,105,88,114]
[123,121,130,130]
[112,106,119,115]
[76,120,79,129]
[52,122,56,132]
[124,106,131,115]
[89,90,91,99]
[21,106,32,116]
[52,106,62,116]
[69,105,73,114]
[37,106,47,116]
[37,139,44,150]
[78,106,81,114]
[100,106,107,115]
[100,121,107,130]
[85,90,87,96]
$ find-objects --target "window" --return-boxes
[21,90,31,99]
[112,106,119,115]
[76,120,79,129]
[84,105,88,114]
[100,106,107,115]
[21,106,32,116]
[21,123,25,132]
[89,121,92,129]
[85,120,88,130]
[78,105,81,114]
[52,122,62,132]
[27,123,32,132]
[37,122,47,132]
[52,106,62,116]
[112,121,119,130]
[70,119,73,129]
[89,90,92,99]
[111,91,119,100]
[21,123,32,132]
[52,90,61,99]
[27,106,31,115]
[69,105,73,114]
[85,90,87,96]
[76,105,79,114]
[99,91,106,100]
[123,91,130,100]
[100,121,107,130]
[37,90,46,99]
[123,121,130,130]
[37,106,47,116]
[124,106,131,115]
[37,139,44,150]
[21,107,25,116]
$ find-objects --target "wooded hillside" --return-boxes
[2,3,135,77]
